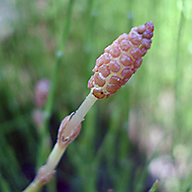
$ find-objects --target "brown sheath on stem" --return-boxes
[88,21,154,99]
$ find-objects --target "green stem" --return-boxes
[28,0,75,191]
[59,0,74,52]
[173,0,185,145]
[45,143,66,173]
[63,92,97,136]
[23,91,97,192]
[22,180,42,192]
[148,179,159,192]
[44,0,74,124]
[23,143,67,192]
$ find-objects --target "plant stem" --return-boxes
[173,0,185,145]
[23,92,97,192]
[64,92,98,136]
[24,1,75,191]
[23,144,66,192]
[45,143,66,173]
[148,179,159,192]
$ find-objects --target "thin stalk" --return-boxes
[23,144,67,192]
[59,0,74,52]
[23,92,97,192]
[44,0,74,124]
[173,0,185,146]
[0,173,12,192]
[32,0,74,191]
[63,92,97,136]
[148,179,159,192]
[44,143,66,173]
[22,181,42,192]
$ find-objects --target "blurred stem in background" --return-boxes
[36,0,74,191]
[0,173,12,192]
[173,0,185,145]
[174,3,192,192]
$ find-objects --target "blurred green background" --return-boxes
[1,0,192,191]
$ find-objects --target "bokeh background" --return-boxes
[1,0,192,191]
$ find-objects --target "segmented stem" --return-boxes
[63,92,98,137]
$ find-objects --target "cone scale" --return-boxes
[88,21,154,99]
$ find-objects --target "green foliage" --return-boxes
[1,0,192,191]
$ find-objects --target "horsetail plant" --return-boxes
[23,21,154,192]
